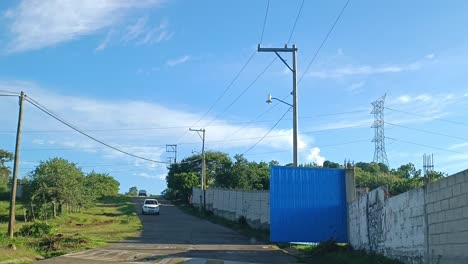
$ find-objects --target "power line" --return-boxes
[299,0,351,83]
[244,138,371,156]
[202,56,277,128]
[225,0,307,141]
[25,97,169,164]
[0,109,369,133]
[0,90,20,95]
[0,94,21,97]
[174,51,257,144]
[259,0,270,43]
[287,0,305,44]
[387,137,468,157]
[14,124,368,153]
[176,0,274,145]
[385,107,468,126]
[242,108,291,155]
[385,121,468,142]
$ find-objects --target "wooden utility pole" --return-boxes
[8,91,25,239]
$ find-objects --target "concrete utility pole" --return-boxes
[8,91,25,239]
[189,128,206,211]
[258,44,299,166]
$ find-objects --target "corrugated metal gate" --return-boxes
[270,166,348,242]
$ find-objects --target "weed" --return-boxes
[293,240,403,264]
[18,222,54,238]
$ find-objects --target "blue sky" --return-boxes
[1,0,468,195]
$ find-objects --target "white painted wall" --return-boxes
[192,187,269,228]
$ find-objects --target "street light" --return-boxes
[266,94,293,107]
[258,44,298,167]
[266,93,298,166]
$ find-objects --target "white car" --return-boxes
[141,199,160,215]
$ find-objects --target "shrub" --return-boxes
[18,222,54,237]
[238,215,248,226]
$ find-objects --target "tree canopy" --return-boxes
[164,151,274,201]
[23,157,120,220]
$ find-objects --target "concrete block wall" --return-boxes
[426,169,468,264]
[348,169,468,264]
[348,187,426,264]
[192,187,270,229]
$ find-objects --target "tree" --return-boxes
[0,149,13,186]
[26,158,87,219]
[84,171,120,199]
[393,163,421,179]
[323,160,342,168]
[167,172,199,203]
[126,186,138,196]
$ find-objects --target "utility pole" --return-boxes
[166,144,177,164]
[189,128,206,211]
[258,44,299,166]
[8,91,24,239]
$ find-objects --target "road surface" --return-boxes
[39,198,296,264]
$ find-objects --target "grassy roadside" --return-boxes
[0,196,142,262]
[175,202,402,264]
[291,242,403,264]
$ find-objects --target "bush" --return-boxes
[0,184,10,200]
[238,215,248,226]
[312,240,350,255]
[18,222,54,237]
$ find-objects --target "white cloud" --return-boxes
[306,147,325,166]
[385,92,468,127]
[316,118,373,131]
[32,139,45,145]
[94,30,116,52]
[425,53,435,60]
[310,62,420,79]
[167,55,190,67]
[396,95,411,104]
[0,80,309,163]
[136,172,165,180]
[4,0,164,53]
[347,81,365,93]
[95,17,172,52]
[395,94,432,104]
[448,142,468,150]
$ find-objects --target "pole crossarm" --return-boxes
[258,44,297,72]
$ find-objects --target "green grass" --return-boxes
[0,196,142,262]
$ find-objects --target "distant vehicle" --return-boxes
[141,199,160,215]
[138,190,148,197]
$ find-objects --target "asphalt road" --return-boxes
[39,198,296,264]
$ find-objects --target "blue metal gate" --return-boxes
[270,166,348,242]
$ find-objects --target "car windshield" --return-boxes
[145,200,158,205]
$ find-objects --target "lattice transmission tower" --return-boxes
[371,94,389,167]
